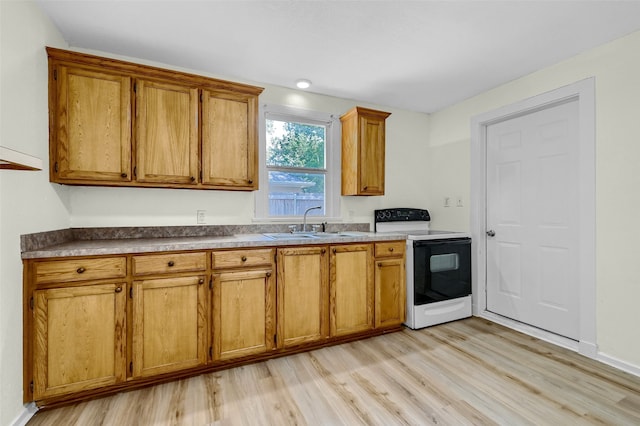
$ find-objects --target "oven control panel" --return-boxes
[374,208,430,223]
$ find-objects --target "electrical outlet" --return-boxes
[197,210,206,224]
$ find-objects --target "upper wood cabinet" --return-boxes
[202,90,258,190]
[46,47,263,190]
[340,106,391,196]
[135,80,199,185]
[50,63,132,183]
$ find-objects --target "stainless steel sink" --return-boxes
[263,232,364,240]
[318,231,366,237]
[263,233,317,240]
[310,232,353,238]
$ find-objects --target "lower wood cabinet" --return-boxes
[374,241,407,328]
[276,246,329,348]
[212,264,276,361]
[329,244,374,336]
[132,275,208,377]
[32,282,126,400]
[23,241,405,406]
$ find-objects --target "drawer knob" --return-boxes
[76,267,86,274]
[115,286,123,293]
[241,256,247,262]
[120,173,127,178]
[378,262,382,267]
[168,261,175,267]
[389,247,394,252]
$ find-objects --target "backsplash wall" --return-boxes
[63,56,433,229]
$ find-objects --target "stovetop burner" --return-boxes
[374,208,470,240]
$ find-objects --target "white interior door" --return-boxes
[486,99,580,340]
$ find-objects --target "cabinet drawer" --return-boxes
[34,257,127,284]
[374,241,405,258]
[212,249,274,269]
[132,252,207,276]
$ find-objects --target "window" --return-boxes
[255,104,340,220]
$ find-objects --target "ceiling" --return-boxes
[36,0,640,114]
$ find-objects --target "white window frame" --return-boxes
[255,103,341,222]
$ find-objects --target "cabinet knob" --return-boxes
[321,248,326,254]
[389,247,394,252]
[115,286,123,293]
[168,261,175,267]
[266,272,272,277]
[120,173,127,178]
[241,256,247,262]
[248,179,253,184]
[363,186,368,190]
[332,248,337,254]
[198,278,204,285]
[76,267,86,274]
[190,176,196,182]
[378,262,382,267]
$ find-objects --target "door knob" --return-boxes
[486,230,496,237]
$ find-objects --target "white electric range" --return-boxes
[375,208,472,329]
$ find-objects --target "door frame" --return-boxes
[470,78,596,358]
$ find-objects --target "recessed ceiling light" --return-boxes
[296,79,311,89]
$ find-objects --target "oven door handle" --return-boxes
[414,238,470,247]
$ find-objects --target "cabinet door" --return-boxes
[135,79,199,185]
[340,107,390,196]
[277,247,329,347]
[359,115,385,195]
[132,275,207,377]
[201,90,258,190]
[33,282,126,399]
[52,64,131,182]
[329,244,374,336]
[212,269,275,360]
[375,257,406,328]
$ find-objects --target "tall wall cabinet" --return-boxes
[340,106,391,196]
[47,47,263,190]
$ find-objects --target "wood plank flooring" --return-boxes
[28,317,640,425]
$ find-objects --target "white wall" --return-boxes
[67,53,432,228]
[1,3,431,423]
[0,1,70,424]
[428,30,640,368]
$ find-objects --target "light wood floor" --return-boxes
[28,317,640,425]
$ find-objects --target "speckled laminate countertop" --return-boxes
[21,226,407,259]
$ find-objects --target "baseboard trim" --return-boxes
[597,352,640,378]
[477,312,640,379]
[11,402,37,426]
[477,311,581,352]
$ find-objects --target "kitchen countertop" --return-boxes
[21,231,408,259]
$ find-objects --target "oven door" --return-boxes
[413,238,471,305]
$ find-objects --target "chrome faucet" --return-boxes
[302,206,322,232]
